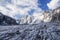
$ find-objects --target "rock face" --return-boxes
[18,15,33,24]
[0,12,4,24]
[0,12,18,25]
[51,7,60,22]
[40,11,52,22]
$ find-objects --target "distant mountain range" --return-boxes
[17,7,60,24]
[0,7,60,25]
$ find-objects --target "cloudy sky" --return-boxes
[0,0,60,19]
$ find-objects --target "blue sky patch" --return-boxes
[38,0,51,10]
[28,9,35,15]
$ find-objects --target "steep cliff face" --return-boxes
[0,12,18,25]
[51,7,60,22]
[0,12,4,23]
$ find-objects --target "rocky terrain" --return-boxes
[0,22,60,40]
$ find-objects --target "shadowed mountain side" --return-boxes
[51,7,60,22]
[0,12,19,25]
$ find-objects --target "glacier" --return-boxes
[0,22,60,40]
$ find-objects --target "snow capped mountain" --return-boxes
[16,11,51,24]
[17,7,60,24]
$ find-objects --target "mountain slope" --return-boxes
[0,12,18,25]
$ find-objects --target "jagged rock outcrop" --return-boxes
[41,11,52,22]
[51,7,60,22]
[18,15,34,24]
[18,13,52,24]
[0,12,18,25]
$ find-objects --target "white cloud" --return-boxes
[47,0,60,10]
[0,0,53,23]
[0,0,42,19]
